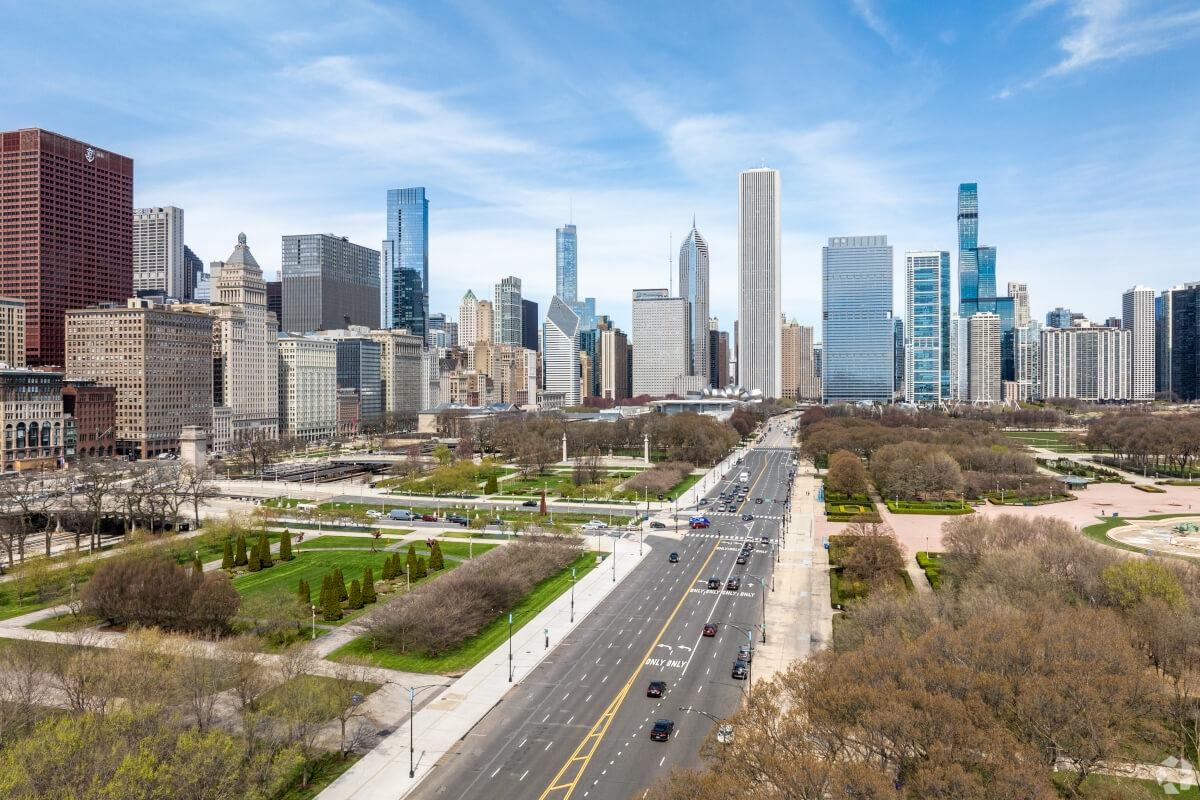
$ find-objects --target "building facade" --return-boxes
[0,297,25,367]
[0,368,64,472]
[708,324,729,389]
[556,224,578,304]
[781,322,815,401]
[678,223,710,383]
[904,251,951,404]
[521,298,539,351]
[1122,285,1156,402]
[968,312,1001,403]
[822,235,894,403]
[737,168,782,397]
[0,129,134,366]
[1014,321,1041,402]
[277,335,337,441]
[133,206,187,299]
[458,290,479,348]
[894,318,905,395]
[632,289,690,397]
[381,187,429,336]
[1008,281,1031,327]
[369,328,423,417]
[62,379,116,460]
[65,300,214,458]
[494,276,523,346]
[1169,284,1200,402]
[543,296,581,406]
[1041,325,1132,402]
[600,327,630,401]
[281,233,380,333]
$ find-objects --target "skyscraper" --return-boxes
[381,187,429,335]
[556,223,578,304]
[957,183,979,307]
[281,233,380,333]
[893,318,905,394]
[521,298,539,351]
[781,321,815,401]
[822,236,894,403]
[0,129,133,366]
[1168,284,1200,402]
[493,276,523,346]
[543,296,581,405]
[737,168,781,397]
[1157,289,1179,397]
[1041,325,1132,401]
[708,319,729,389]
[459,290,479,347]
[631,288,691,397]
[1122,285,1156,401]
[904,251,951,404]
[1007,282,1031,327]
[1046,307,1074,329]
[600,327,630,401]
[968,312,1001,404]
[679,222,710,382]
[184,245,204,300]
[133,206,186,299]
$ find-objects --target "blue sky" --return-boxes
[4,0,1199,335]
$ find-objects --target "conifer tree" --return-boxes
[319,575,331,608]
[429,541,444,571]
[322,581,342,621]
[258,533,273,568]
[414,555,427,580]
[221,539,234,570]
[381,554,393,581]
[362,567,377,603]
[405,544,417,579]
[279,529,293,561]
[347,579,363,610]
[192,554,204,575]
[234,533,248,567]
[334,567,348,601]
[297,579,311,606]
[247,545,261,572]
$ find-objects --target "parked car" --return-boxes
[420,514,437,522]
[366,510,383,519]
[650,521,667,529]
[731,661,748,680]
[646,681,666,698]
[702,623,717,637]
[582,520,608,530]
[521,499,539,507]
[650,719,674,741]
[388,509,415,521]
[445,514,469,526]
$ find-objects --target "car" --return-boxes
[582,520,608,530]
[650,719,675,741]
[755,498,763,504]
[646,680,667,698]
[698,498,708,505]
[388,509,415,521]
[731,660,748,680]
[366,510,383,519]
[487,517,503,525]
[650,520,667,529]
[742,514,753,521]
[521,499,539,507]
[445,514,469,526]
[738,644,754,663]
[420,514,437,522]
[702,623,717,637]
[736,554,747,565]
[761,535,770,544]
[668,552,679,563]
[707,577,722,590]
[726,577,741,591]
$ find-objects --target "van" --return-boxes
[739,471,750,483]
[388,509,415,521]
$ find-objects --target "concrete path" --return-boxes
[317,534,649,800]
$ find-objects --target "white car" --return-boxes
[582,520,608,530]
[366,510,383,519]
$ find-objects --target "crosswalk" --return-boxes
[683,529,778,541]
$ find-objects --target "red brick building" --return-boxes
[63,379,116,460]
[0,129,133,367]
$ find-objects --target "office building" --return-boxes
[556,223,578,303]
[133,206,187,299]
[337,388,360,436]
[0,129,133,366]
[737,168,782,397]
[631,289,690,397]
[949,316,968,401]
[63,379,116,460]
[1046,307,1074,329]
[961,295,1017,380]
[1041,325,1132,401]
[968,312,1001,404]
[1008,282,1031,327]
[1122,285,1156,401]
[65,300,214,459]
[1014,321,1041,402]
[578,327,600,398]
[490,344,538,406]
[893,318,905,394]
[184,246,204,300]
[904,251,951,404]
[282,234,380,333]
[369,328,423,417]
[1157,288,1180,397]
[277,335,337,441]
[780,321,816,401]
[708,322,729,389]
[0,298,25,367]
[459,291,480,347]
[522,299,539,351]
[679,222,710,382]
[313,329,383,423]
[543,296,581,406]
[266,281,283,331]
[0,368,64,472]
[381,187,429,335]
[822,235,894,403]
[1169,284,1200,402]
[494,276,523,346]
[600,327,630,401]
[957,183,997,309]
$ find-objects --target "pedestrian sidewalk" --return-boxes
[317,534,650,800]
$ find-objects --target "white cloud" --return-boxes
[850,0,907,55]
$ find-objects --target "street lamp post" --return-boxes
[570,567,576,623]
[311,604,316,639]
[611,532,617,582]
[404,683,444,778]
[508,612,514,682]
[746,575,770,642]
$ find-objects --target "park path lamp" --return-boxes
[310,604,316,640]
[404,684,445,779]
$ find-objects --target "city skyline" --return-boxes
[5,3,1197,335]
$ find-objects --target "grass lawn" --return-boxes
[298,535,402,550]
[331,552,597,675]
[885,499,972,515]
[25,612,98,632]
[1004,429,1086,452]
[233,550,397,625]
[278,754,363,800]
[0,592,62,622]
[255,674,380,718]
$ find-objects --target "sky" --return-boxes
[3,0,1199,336]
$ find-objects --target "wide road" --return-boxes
[410,421,797,800]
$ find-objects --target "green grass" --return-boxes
[1051,771,1199,798]
[885,499,973,515]
[256,674,380,719]
[0,592,62,622]
[1081,516,1159,556]
[298,535,402,550]
[915,551,943,589]
[25,612,98,632]
[987,493,1074,506]
[277,754,363,800]
[1004,429,1086,453]
[331,552,597,675]
[233,551,397,625]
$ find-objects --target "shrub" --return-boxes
[334,568,347,602]
[428,541,444,571]
[257,534,273,569]
[234,534,248,567]
[81,555,240,632]
[279,529,293,561]
[297,579,311,606]
[247,546,261,572]
[188,572,241,634]
[221,539,234,570]
[347,580,363,610]
[413,556,427,580]
[361,568,377,603]
[826,450,869,497]
[623,462,694,496]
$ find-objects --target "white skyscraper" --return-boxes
[737,168,781,397]
[542,296,581,406]
[458,290,479,347]
[949,315,969,401]
[1007,281,1031,327]
[1122,285,1155,401]
[1041,325,1132,401]
[631,288,690,397]
[133,206,187,298]
[277,335,337,441]
[968,312,1001,404]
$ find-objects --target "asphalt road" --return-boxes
[409,421,798,800]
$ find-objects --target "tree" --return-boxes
[347,579,363,610]
[361,568,377,603]
[68,459,126,552]
[839,531,904,588]
[179,464,219,530]
[278,529,293,561]
[405,544,417,579]
[247,544,261,572]
[81,555,239,632]
[322,581,343,622]
[221,538,234,570]
[414,556,427,580]
[381,554,394,581]
[334,567,348,601]
[257,533,273,569]
[429,540,445,571]
[484,474,499,493]
[826,449,870,497]
[188,572,241,635]
[1102,559,1184,610]
[433,444,452,465]
[297,579,311,607]
[234,533,248,567]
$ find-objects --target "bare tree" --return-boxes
[0,639,47,746]
[0,471,55,560]
[69,458,126,551]
[180,464,220,530]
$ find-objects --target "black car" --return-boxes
[650,521,667,529]
[646,680,667,698]
[726,577,741,591]
[650,719,674,741]
[731,661,748,680]
[707,577,721,590]
[736,554,747,565]
[755,498,763,504]
[742,514,753,522]
[445,514,469,525]
[521,499,538,507]
[668,552,679,563]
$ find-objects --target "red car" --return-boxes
[702,623,717,637]
[420,514,437,522]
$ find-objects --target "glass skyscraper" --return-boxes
[821,235,894,403]
[678,222,710,382]
[556,224,577,304]
[381,188,429,336]
[957,183,978,309]
[904,251,951,404]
